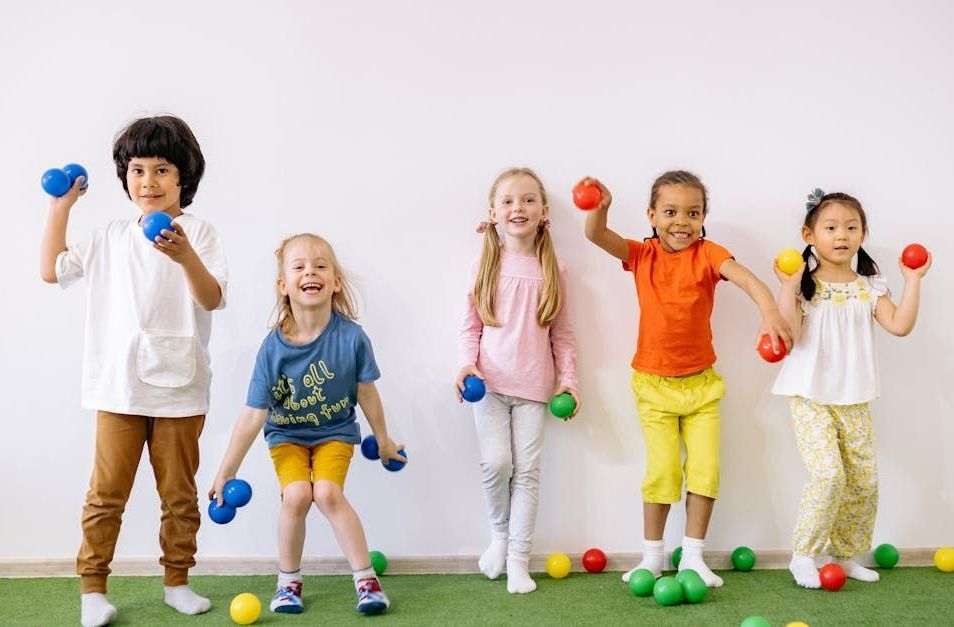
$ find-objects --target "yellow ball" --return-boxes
[935,547,954,572]
[786,622,810,627]
[777,248,803,275]
[546,552,572,579]
[229,592,261,625]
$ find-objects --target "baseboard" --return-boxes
[0,548,940,578]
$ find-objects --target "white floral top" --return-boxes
[772,275,889,405]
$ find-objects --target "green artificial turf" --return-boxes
[1,568,952,625]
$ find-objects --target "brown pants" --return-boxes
[76,411,205,593]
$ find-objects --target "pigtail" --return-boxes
[856,247,880,278]
[800,245,817,301]
[473,225,502,327]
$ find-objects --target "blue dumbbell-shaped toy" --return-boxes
[461,375,486,403]
[223,478,253,508]
[208,500,236,524]
[360,434,406,472]
[141,211,173,242]
[41,163,88,197]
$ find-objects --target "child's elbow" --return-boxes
[41,268,58,284]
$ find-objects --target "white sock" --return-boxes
[679,536,724,588]
[81,593,116,627]
[506,556,536,594]
[622,538,664,582]
[789,554,821,588]
[478,532,508,580]
[278,569,302,588]
[163,585,211,615]
[836,558,880,582]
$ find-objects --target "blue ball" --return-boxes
[208,500,236,524]
[461,375,486,403]
[141,211,173,242]
[382,449,407,472]
[361,435,380,460]
[41,168,72,197]
[62,163,88,189]
[223,479,253,508]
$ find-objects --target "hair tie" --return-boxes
[805,187,825,212]
[476,220,497,234]
[539,217,551,231]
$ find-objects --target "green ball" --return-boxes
[731,546,756,571]
[369,550,388,575]
[874,543,899,568]
[671,546,682,569]
[740,617,771,627]
[549,393,576,419]
[678,570,707,604]
[652,576,683,606]
[628,568,656,597]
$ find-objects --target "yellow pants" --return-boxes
[269,440,354,488]
[632,368,724,503]
[789,397,878,558]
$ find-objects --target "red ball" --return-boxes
[901,243,928,270]
[572,183,602,210]
[757,334,786,363]
[582,548,607,573]
[819,563,846,591]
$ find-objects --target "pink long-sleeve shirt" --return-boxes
[458,251,577,403]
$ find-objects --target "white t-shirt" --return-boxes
[56,213,228,417]
[772,275,888,405]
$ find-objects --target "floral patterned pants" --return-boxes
[789,396,878,559]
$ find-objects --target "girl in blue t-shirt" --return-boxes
[210,233,404,616]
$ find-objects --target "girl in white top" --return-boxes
[772,189,930,589]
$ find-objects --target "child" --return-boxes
[583,170,791,587]
[39,115,226,626]
[772,189,930,588]
[210,233,402,615]
[457,167,579,594]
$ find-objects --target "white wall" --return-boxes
[2,0,952,563]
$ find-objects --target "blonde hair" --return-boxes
[272,233,359,337]
[474,168,562,327]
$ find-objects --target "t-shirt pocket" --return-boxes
[137,330,197,388]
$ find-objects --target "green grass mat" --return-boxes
[2,568,952,625]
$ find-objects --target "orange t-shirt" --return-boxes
[622,238,733,376]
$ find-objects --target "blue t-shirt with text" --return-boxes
[246,311,380,448]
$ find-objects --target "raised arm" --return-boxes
[581,177,629,262]
[40,176,86,283]
[874,254,931,336]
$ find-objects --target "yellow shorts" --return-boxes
[632,367,724,504]
[269,440,354,489]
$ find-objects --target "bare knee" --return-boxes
[282,482,313,517]
[313,481,347,514]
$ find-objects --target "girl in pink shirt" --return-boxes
[456,168,579,594]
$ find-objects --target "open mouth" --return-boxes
[509,217,528,225]
[670,231,692,240]
[301,282,323,293]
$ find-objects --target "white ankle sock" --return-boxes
[836,558,880,582]
[478,532,508,580]
[506,556,536,594]
[163,585,211,615]
[789,554,821,588]
[278,568,302,588]
[81,593,116,627]
[622,538,664,582]
[679,536,724,587]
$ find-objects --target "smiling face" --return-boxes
[278,236,342,313]
[803,201,866,269]
[488,173,548,246]
[647,183,706,252]
[126,156,182,216]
